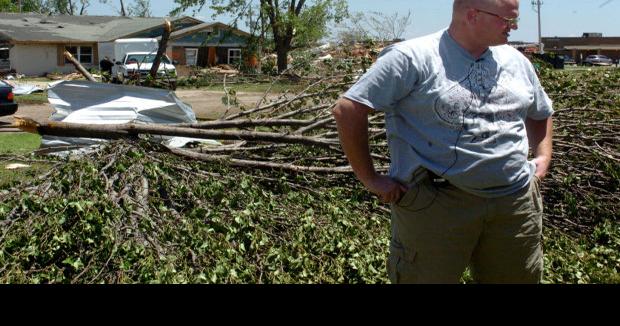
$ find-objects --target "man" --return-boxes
[99,56,114,81]
[333,0,553,283]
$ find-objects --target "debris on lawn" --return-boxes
[5,163,30,170]
[0,54,618,283]
[35,80,215,152]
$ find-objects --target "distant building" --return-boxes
[542,33,620,64]
[0,13,249,76]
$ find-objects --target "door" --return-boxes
[208,47,217,67]
[185,48,198,66]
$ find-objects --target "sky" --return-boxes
[87,0,620,42]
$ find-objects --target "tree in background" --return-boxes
[46,0,90,15]
[333,11,369,45]
[171,0,348,73]
[0,0,51,13]
[334,10,413,45]
[366,10,412,42]
[128,0,151,17]
[98,0,151,17]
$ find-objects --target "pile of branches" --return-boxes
[21,68,618,236]
[0,139,389,283]
[1,70,394,283]
[0,64,618,283]
[539,68,620,235]
[175,74,389,173]
[18,73,390,175]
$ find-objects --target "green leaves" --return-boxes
[0,140,389,283]
[543,221,620,284]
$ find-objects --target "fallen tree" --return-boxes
[64,51,97,83]
[0,64,618,284]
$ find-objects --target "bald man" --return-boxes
[333,0,553,283]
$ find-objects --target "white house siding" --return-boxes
[9,44,94,76]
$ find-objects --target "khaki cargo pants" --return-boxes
[388,174,544,284]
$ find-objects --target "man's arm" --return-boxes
[526,117,553,179]
[333,97,407,203]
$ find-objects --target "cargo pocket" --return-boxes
[531,176,544,213]
[387,248,401,284]
[387,240,417,284]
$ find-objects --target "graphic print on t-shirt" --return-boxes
[434,62,522,145]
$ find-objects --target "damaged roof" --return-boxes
[0,13,202,44]
[166,22,251,40]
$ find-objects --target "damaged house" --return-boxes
[161,22,251,67]
[0,13,249,77]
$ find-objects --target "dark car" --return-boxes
[0,80,18,117]
[562,55,576,65]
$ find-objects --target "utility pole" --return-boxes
[532,0,544,54]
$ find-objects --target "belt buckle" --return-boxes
[429,172,448,186]
[432,177,448,185]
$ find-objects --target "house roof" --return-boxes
[0,13,203,44]
[165,22,251,41]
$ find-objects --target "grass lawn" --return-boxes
[0,133,41,154]
[14,77,54,83]
[0,133,53,189]
[15,92,48,105]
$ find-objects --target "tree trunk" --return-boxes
[13,117,339,149]
[150,20,172,80]
[120,0,127,16]
[276,43,289,73]
[63,51,97,82]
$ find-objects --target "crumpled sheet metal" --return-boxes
[1,82,44,95]
[41,80,213,148]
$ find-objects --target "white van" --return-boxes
[98,38,177,83]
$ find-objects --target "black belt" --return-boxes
[408,168,451,188]
[427,170,450,187]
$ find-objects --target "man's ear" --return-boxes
[465,8,478,25]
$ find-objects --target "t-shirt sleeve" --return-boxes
[526,63,554,120]
[343,47,418,112]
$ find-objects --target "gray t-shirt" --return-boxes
[344,29,554,198]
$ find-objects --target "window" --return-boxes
[125,54,171,64]
[79,46,92,64]
[65,46,93,64]
[228,48,241,65]
[0,47,9,60]
[185,48,198,66]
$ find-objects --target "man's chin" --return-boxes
[492,35,510,46]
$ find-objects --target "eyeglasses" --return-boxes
[475,8,519,26]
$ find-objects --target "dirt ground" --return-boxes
[175,89,276,120]
[0,89,273,129]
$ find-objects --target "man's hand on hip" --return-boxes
[365,174,408,204]
[533,156,550,180]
